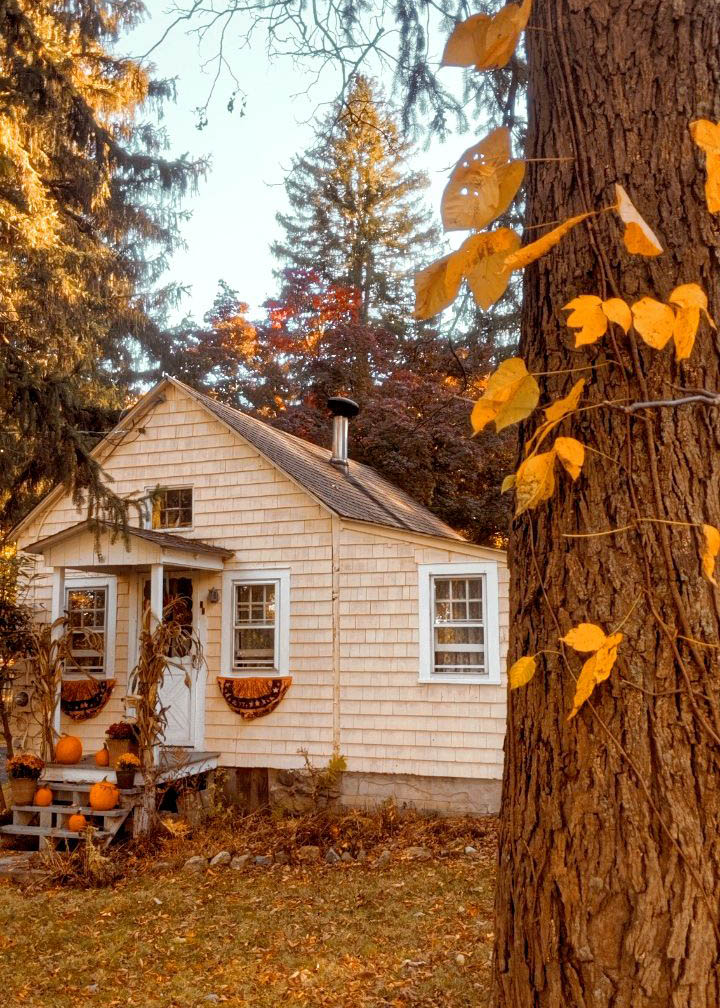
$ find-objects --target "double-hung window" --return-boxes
[148,487,193,530]
[418,563,500,684]
[64,576,116,679]
[221,570,290,676]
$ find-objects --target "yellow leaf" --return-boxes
[614,183,663,257]
[413,250,465,320]
[479,0,532,70]
[515,450,555,516]
[672,306,700,360]
[631,297,675,349]
[554,436,585,480]
[501,474,516,493]
[544,378,585,424]
[442,0,532,71]
[470,357,540,434]
[690,119,720,213]
[441,129,525,232]
[441,13,490,67]
[568,633,623,720]
[669,283,716,329]
[702,524,720,585]
[560,622,607,653]
[601,297,632,334]
[509,655,536,690]
[544,379,584,425]
[464,228,521,309]
[563,295,607,347]
[505,213,590,272]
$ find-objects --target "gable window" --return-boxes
[64,577,116,679]
[221,569,290,677]
[418,563,500,684]
[150,487,193,530]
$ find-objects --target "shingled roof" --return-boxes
[173,380,464,542]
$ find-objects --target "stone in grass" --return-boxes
[356,849,367,862]
[456,953,466,966]
[376,850,391,868]
[183,855,208,872]
[210,851,231,867]
[464,846,478,856]
[341,851,354,863]
[231,854,251,870]
[254,855,273,866]
[324,848,341,864]
[406,846,431,861]
[297,845,321,862]
[274,851,289,865]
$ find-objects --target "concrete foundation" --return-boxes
[336,771,502,816]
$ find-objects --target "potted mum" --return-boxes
[105,722,139,768]
[115,752,141,789]
[7,752,44,806]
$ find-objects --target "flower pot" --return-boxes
[106,738,138,769]
[10,777,38,806]
[115,769,136,790]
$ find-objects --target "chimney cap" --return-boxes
[327,396,360,419]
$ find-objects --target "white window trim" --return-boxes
[418,562,500,685]
[64,575,117,680]
[143,484,195,532]
[221,568,290,677]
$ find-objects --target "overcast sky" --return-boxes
[127,2,467,323]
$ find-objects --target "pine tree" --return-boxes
[0,0,203,531]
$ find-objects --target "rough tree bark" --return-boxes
[492,1,720,1005]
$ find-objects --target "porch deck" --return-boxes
[41,748,219,785]
[1,749,219,849]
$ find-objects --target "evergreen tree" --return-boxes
[0,0,203,530]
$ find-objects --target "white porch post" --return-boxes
[50,567,65,746]
[148,563,164,768]
[149,563,163,630]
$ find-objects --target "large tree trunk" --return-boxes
[492,1,720,1005]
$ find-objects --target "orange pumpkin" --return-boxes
[34,787,53,807]
[89,778,119,812]
[94,746,109,767]
[56,734,83,765]
[68,813,87,832]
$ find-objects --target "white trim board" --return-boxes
[417,561,501,686]
[220,568,291,678]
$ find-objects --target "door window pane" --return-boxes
[66,588,106,676]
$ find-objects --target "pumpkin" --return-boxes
[68,813,87,832]
[34,786,53,807]
[89,778,119,812]
[56,734,83,765]
[94,746,109,767]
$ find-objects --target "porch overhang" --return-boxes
[24,519,234,573]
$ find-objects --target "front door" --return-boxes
[141,573,195,747]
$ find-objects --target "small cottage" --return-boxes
[8,378,508,816]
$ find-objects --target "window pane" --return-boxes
[151,488,192,529]
[436,625,484,646]
[467,578,482,599]
[233,582,277,669]
[451,601,468,621]
[451,579,467,598]
[435,579,450,600]
[66,588,106,676]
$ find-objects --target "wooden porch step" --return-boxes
[11,804,128,817]
[0,824,111,841]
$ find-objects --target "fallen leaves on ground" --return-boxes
[0,807,498,1008]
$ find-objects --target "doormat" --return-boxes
[217,676,292,720]
[61,678,116,720]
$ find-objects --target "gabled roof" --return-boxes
[175,380,464,542]
[25,520,234,558]
[12,377,465,545]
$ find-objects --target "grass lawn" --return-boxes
[0,817,496,1007]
